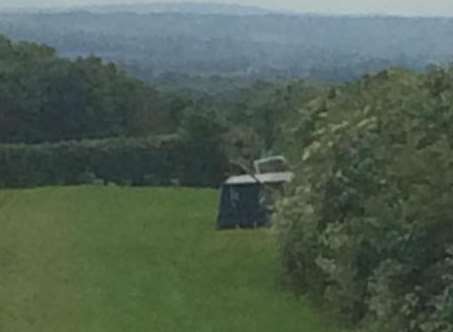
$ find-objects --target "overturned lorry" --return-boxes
[216,156,294,229]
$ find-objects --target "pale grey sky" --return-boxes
[1,0,453,17]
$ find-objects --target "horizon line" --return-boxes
[0,1,452,19]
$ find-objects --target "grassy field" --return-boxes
[0,186,336,332]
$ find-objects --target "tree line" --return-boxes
[0,34,307,187]
[0,34,193,144]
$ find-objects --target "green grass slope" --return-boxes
[0,186,335,332]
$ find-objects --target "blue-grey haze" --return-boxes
[0,0,452,17]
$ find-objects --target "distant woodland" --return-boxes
[1,9,453,86]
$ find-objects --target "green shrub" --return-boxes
[276,67,453,331]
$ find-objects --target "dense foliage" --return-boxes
[0,34,188,143]
[0,34,239,187]
[276,68,453,332]
[0,135,227,188]
[0,33,301,151]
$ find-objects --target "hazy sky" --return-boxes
[1,0,453,17]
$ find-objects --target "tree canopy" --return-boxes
[0,34,187,143]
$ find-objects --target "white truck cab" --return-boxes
[253,155,289,174]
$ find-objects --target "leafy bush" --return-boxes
[276,67,453,331]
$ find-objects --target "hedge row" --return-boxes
[276,68,453,332]
[0,135,227,188]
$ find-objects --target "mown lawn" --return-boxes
[0,186,336,332]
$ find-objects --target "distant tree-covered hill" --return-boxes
[0,10,452,83]
[82,2,275,15]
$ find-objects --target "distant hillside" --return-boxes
[0,10,452,81]
[83,2,274,15]
[0,2,275,15]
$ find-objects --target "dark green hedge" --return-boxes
[0,135,227,188]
